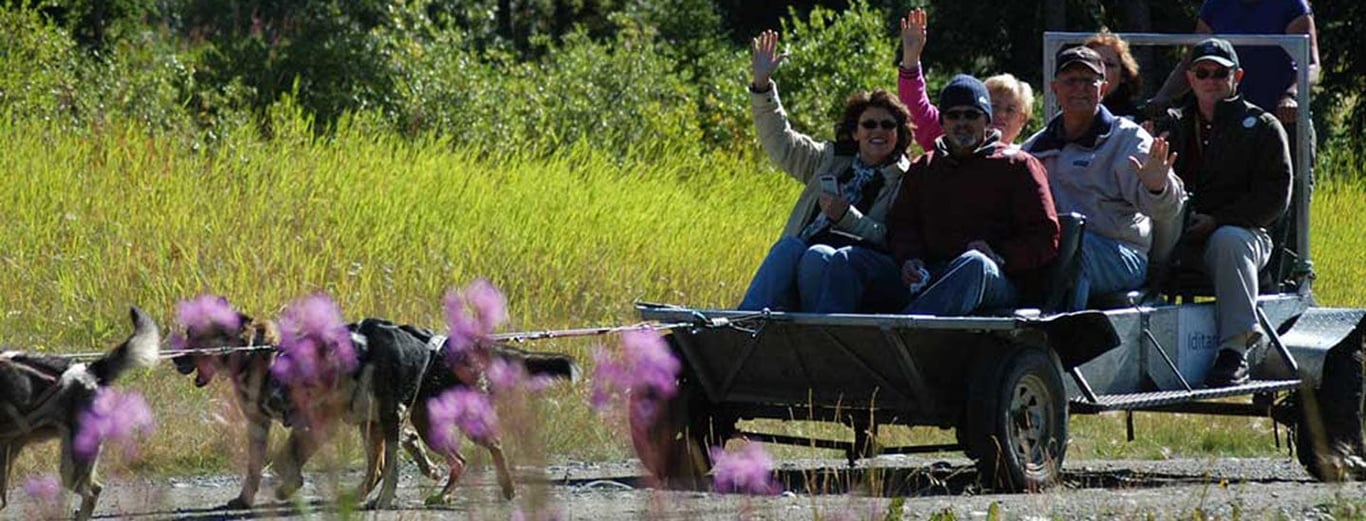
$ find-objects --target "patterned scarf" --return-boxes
[800,159,880,240]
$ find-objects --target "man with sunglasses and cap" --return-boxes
[820,75,1059,315]
[1023,46,1186,311]
[1154,38,1292,387]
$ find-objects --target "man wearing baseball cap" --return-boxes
[1154,38,1292,387]
[1022,46,1186,310]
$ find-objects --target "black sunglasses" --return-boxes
[859,119,898,130]
[1192,67,1231,80]
[943,109,984,121]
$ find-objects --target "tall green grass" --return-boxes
[0,106,796,474]
[4,107,1366,475]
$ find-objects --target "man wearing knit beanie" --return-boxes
[938,74,995,154]
[831,74,1061,316]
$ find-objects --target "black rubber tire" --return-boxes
[629,380,711,488]
[964,346,1069,492]
[1293,332,1366,482]
[628,334,735,489]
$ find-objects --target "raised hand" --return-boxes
[751,30,786,90]
[1128,136,1177,193]
[901,259,927,286]
[1275,95,1299,126]
[899,9,928,67]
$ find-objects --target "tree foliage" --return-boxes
[2,0,1362,152]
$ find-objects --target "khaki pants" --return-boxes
[1204,225,1273,350]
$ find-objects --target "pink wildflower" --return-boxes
[271,293,356,387]
[73,388,156,462]
[465,278,508,334]
[590,346,629,413]
[710,442,779,495]
[176,294,242,335]
[622,329,680,399]
[442,279,510,367]
[427,388,499,452]
[23,474,60,501]
[590,329,680,420]
[487,357,528,393]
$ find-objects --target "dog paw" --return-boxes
[364,498,394,511]
[423,494,453,507]
[224,497,254,510]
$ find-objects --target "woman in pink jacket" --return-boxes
[897,9,1035,152]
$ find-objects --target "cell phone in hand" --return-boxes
[820,175,839,195]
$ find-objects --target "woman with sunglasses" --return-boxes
[898,9,1036,152]
[738,30,912,313]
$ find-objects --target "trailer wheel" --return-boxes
[629,374,730,489]
[1293,335,1366,481]
[965,346,1069,491]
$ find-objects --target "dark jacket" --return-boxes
[1159,95,1292,230]
[887,133,1060,275]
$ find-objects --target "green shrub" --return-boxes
[768,0,897,141]
[0,8,81,123]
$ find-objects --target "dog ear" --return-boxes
[241,319,282,346]
[257,320,282,346]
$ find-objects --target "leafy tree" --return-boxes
[1313,1,1366,137]
[177,0,400,132]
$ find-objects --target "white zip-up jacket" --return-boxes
[1023,106,1185,256]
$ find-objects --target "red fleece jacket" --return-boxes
[887,145,1060,274]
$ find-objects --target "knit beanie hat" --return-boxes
[938,74,993,123]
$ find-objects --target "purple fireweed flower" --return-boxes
[442,279,510,365]
[169,332,186,351]
[443,291,482,359]
[465,278,508,334]
[621,328,680,399]
[73,388,156,462]
[23,474,60,502]
[487,357,527,393]
[176,294,242,335]
[426,388,499,452]
[271,293,356,387]
[710,442,779,495]
[589,345,628,413]
[590,329,681,420]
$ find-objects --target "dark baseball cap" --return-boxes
[1191,38,1239,69]
[1054,46,1104,77]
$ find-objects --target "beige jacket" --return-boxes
[751,82,909,248]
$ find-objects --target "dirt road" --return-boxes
[10,456,1364,519]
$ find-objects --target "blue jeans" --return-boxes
[1073,231,1147,309]
[738,236,838,311]
[903,250,1018,316]
[812,246,908,313]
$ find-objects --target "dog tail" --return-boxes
[495,345,579,382]
[90,305,162,385]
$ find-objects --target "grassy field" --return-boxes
[3,111,1365,479]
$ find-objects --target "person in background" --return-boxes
[1149,0,1320,126]
[897,8,1035,152]
[737,29,911,313]
[1153,39,1292,387]
[1085,29,1145,121]
[1022,46,1185,309]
